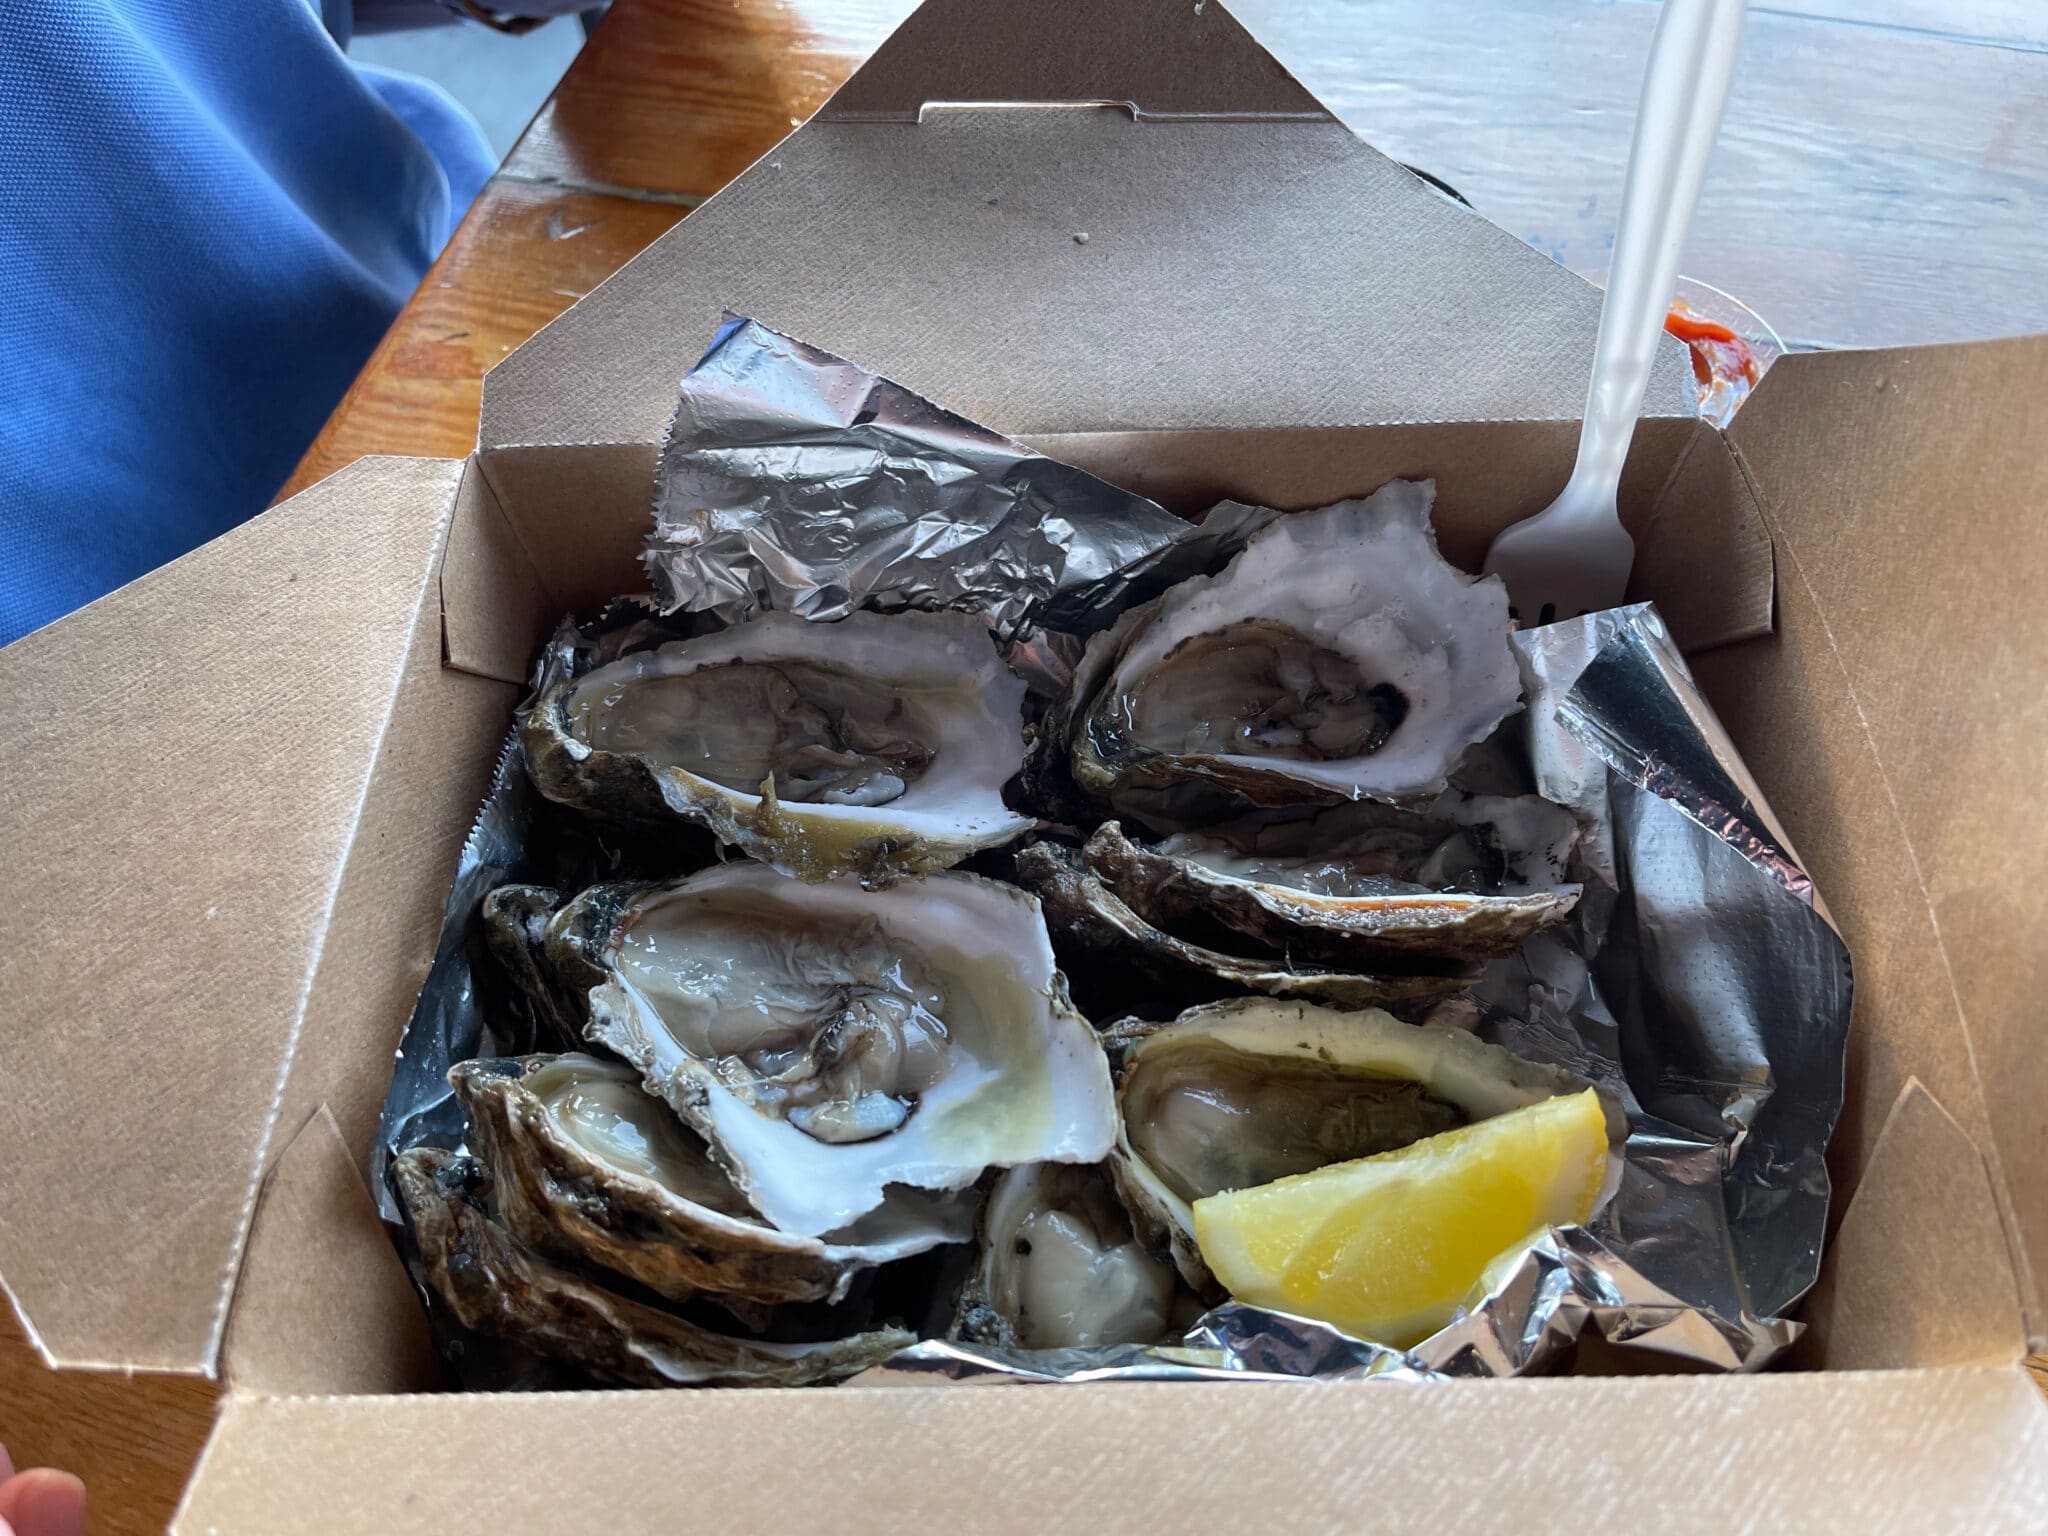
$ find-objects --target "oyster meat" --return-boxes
[1014,840,1476,1016]
[1066,481,1521,825]
[522,609,1032,884]
[1083,792,1580,964]
[454,1054,976,1308]
[393,1147,912,1389]
[559,863,1117,1237]
[953,1162,1181,1351]
[1109,998,1611,1291]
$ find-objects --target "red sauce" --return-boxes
[1665,307,1761,421]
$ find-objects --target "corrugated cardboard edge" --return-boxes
[817,0,1332,121]
[174,1369,2048,1534]
[0,456,465,1375]
[1720,338,2048,1347]
[1627,421,1775,651]
[473,0,1696,455]
[471,443,660,627]
[1795,1079,2024,1372]
[220,1106,439,1396]
[440,455,557,687]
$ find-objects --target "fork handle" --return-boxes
[1572,0,1746,499]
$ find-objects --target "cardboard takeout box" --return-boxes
[4,1,2045,1527]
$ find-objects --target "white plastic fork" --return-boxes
[1483,0,1747,625]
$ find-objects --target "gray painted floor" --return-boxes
[350,16,586,158]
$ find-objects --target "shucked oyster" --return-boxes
[522,609,1032,884]
[453,1054,975,1308]
[1065,481,1520,826]
[1083,792,1580,965]
[558,864,1117,1238]
[1110,998,1607,1291]
[953,1162,1181,1351]
[1014,840,1476,1016]
[393,1147,912,1389]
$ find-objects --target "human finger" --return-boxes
[0,1469,87,1536]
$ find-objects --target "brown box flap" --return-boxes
[1797,1080,2024,1372]
[1706,335,2048,1341]
[471,443,663,636]
[439,455,555,687]
[220,1105,439,1396]
[0,457,463,1374]
[178,1370,2048,1533]
[824,0,1329,120]
[479,0,1694,454]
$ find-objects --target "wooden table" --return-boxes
[6,1,2046,1530]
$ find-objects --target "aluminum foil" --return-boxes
[377,322,1851,1385]
[370,729,532,1225]
[648,317,1198,639]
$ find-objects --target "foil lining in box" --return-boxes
[378,322,1848,1382]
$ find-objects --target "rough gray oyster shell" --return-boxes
[452,1053,975,1309]
[1063,481,1521,828]
[521,608,1032,884]
[1082,792,1580,965]
[1013,840,1476,1014]
[392,1147,913,1389]
[481,884,584,1050]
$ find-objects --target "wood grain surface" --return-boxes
[8,2,2046,1531]
[497,0,2048,347]
[281,183,686,495]
[0,1313,216,1536]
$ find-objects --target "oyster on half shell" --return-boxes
[1013,841,1476,1016]
[1065,481,1521,827]
[453,1054,975,1308]
[952,1162,1182,1351]
[522,609,1032,884]
[1083,792,1580,965]
[1109,999,1611,1291]
[558,864,1117,1239]
[392,1147,912,1389]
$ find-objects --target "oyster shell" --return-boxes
[952,1161,1180,1351]
[1066,481,1520,825]
[453,1054,976,1308]
[481,885,583,1049]
[1013,840,1476,1015]
[392,1147,912,1388]
[1083,792,1580,964]
[562,863,1117,1238]
[1109,998,1606,1291]
[522,609,1032,884]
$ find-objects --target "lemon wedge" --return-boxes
[1192,1087,1608,1348]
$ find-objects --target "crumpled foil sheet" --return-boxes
[648,317,1198,639]
[377,322,1851,1383]
[371,729,532,1224]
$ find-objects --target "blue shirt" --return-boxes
[0,1,496,645]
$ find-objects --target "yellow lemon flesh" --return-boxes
[1192,1087,1608,1349]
